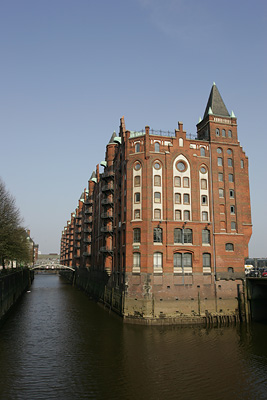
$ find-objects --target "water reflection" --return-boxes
[0,275,267,400]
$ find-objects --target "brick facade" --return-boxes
[60,84,252,323]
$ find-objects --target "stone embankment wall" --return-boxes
[0,268,34,323]
[60,268,248,326]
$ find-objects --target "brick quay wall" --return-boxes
[0,268,34,324]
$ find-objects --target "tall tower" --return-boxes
[197,83,252,278]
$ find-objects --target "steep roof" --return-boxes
[89,171,96,180]
[203,83,230,119]
[109,131,117,144]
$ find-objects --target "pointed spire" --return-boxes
[208,107,213,115]
[230,110,236,118]
[109,131,116,144]
[203,83,230,119]
[89,171,96,180]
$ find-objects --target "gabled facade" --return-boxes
[60,84,252,323]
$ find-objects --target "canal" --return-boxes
[0,274,267,400]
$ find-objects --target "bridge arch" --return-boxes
[31,264,75,272]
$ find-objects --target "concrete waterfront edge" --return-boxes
[0,268,34,325]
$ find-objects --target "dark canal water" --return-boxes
[1,274,267,400]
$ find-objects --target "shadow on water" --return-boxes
[0,274,267,400]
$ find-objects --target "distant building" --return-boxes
[26,230,39,265]
[61,84,252,322]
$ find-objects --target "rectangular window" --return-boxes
[218,173,223,182]
[135,192,140,203]
[154,228,162,243]
[229,174,234,182]
[174,228,182,243]
[183,194,190,204]
[134,209,140,219]
[133,253,141,268]
[154,175,161,186]
[175,193,181,204]
[183,177,189,188]
[241,160,244,169]
[202,229,210,244]
[201,179,207,190]
[154,209,161,220]
[134,176,140,187]
[174,176,181,187]
[184,210,190,221]
[133,228,141,243]
[153,252,163,272]
[218,157,223,166]
[175,210,181,220]
[202,211,208,221]
[228,158,233,167]
[231,221,236,230]
[219,188,224,198]
[229,189,234,198]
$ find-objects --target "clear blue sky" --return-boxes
[1,0,266,256]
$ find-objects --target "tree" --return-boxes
[0,178,31,267]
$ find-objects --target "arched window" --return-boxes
[202,229,210,244]
[216,128,220,137]
[228,130,232,138]
[173,252,192,274]
[154,227,162,243]
[153,252,163,273]
[183,194,190,204]
[135,143,140,153]
[203,253,211,274]
[200,147,205,157]
[226,243,234,251]
[174,228,182,243]
[175,210,181,220]
[174,176,181,187]
[175,193,181,204]
[183,177,189,187]
[228,267,234,273]
[154,192,161,203]
[174,253,182,270]
[222,129,226,137]
[184,228,192,244]
[202,195,208,205]
[133,228,141,243]
[155,142,160,152]
[154,209,161,219]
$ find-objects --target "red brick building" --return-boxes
[60,84,252,323]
